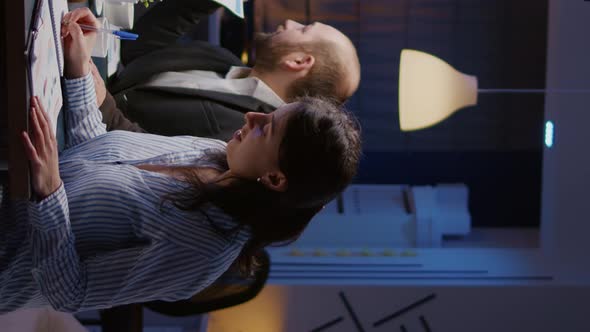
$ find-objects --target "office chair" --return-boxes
[82,249,270,332]
[145,249,270,316]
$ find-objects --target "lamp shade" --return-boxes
[399,49,478,131]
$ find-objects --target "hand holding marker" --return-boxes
[78,23,138,41]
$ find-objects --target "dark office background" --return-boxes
[0,0,8,186]
[249,0,547,228]
[2,0,549,228]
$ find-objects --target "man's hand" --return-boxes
[90,60,106,106]
[21,97,62,200]
[61,8,100,79]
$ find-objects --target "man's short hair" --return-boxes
[287,40,347,103]
[254,34,355,104]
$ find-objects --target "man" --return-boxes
[99,0,360,141]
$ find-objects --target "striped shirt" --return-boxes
[0,73,250,314]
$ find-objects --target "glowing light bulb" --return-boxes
[545,121,554,148]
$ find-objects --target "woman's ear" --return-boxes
[283,52,315,73]
[261,172,288,192]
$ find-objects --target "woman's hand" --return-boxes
[61,8,100,79]
[21,97,62,200]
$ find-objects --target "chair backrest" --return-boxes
[144,249,270,316]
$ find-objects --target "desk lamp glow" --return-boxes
[398,49,589,132]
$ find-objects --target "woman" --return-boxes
[0,8,361,313]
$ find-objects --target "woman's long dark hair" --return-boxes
[168,97,362,274]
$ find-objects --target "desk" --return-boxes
[1,0,98,199]
[1,1,33,199]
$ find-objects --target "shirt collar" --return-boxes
[225,66,252,79]
[226,66,285,108]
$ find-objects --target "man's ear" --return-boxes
[260,171,288,192]
[283,52,315,73]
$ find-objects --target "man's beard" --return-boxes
[253,32,292,72]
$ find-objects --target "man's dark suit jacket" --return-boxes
[100,0,275,141]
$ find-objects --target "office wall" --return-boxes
[257,0,547,151]
[257,0,547,227]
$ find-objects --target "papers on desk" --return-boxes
[213,0,244,19]
[27,0,68,135]
[48,0,68,76]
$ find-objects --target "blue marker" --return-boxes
[78,24,138,41]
